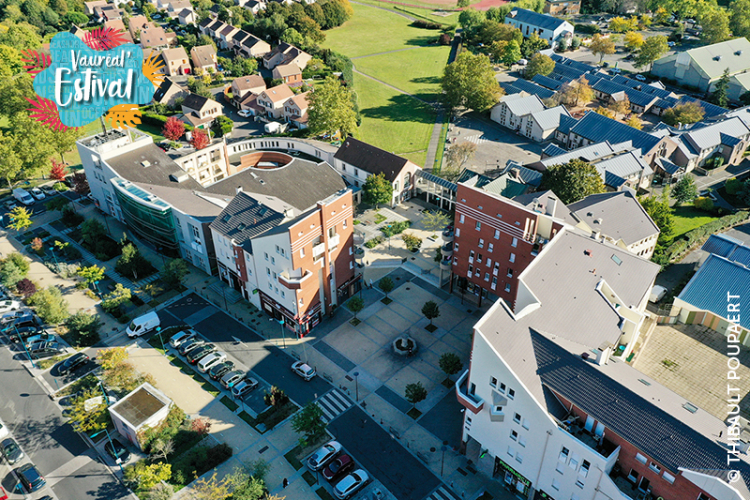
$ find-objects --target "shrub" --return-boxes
[575,23,601,34]
[162,259,189,289]
[364,237,383,249]
[726,177,743,195]
[693,196,714,212]
[65,311,102,347]
[16,278,37,298]
[30,286,70,324]
[413,19,442,29]
[438,33,451,45]
[102,284,132,314]
[53,182,69,192]
[61,206,84,227]
[116,243,155,280]
[171,443,233,485]
[402,233,423,252]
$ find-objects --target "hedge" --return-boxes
[141,111,194,132]
[411,19,443,30]
[656,210,750,265]
[574,23,601,34]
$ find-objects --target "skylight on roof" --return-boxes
[683,402,699,414]
[611,254,623,266]
[222,214,231,223]
[236,223,246,231]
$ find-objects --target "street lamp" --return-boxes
[277,317,286,349]
[441,441,448,477]
[93,280,100,297]
[99,380,109,405]
[353,371,359,402]
[91,428,124,475]
[156,326,165,355]
[18,325,37,369]
[221,284,228,310]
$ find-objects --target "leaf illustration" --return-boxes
[143,51,165,87]
[25,96,70,132]
[20,49,52,78]
[105,104,142,130]
[83,27,129,51]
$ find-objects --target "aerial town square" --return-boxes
[2,0,750,498]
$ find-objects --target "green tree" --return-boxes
[0,23,42,50]
[710,69,730,108]
[162,259,189,289]
[30,286,69,323]
[50,127,82,163]
[102,284,131,312]
[307,75,357,138]
[0,131,24,190]
[405,381,427,409]
[0,44,23,77]
[623,31,644,51]
[124,462,171,491]
[589,34,615,63]
[401,232,422,252]
[64,311,102,346]
[699,7,733,45]
[280,27,304,46]
[634,35,668,71]
[421,211,451,233]
[520,32,549,59]
[640,193,674,243]
[291,401,327,446]
[0,261,25,288]
[379,276,394,298]
[525,53,555,80]
[627,115,643,129]
[726,177,744,195]
[501,39,521,68]
[227,468,266,500]
[671,175,698,204]
[362,172,393,208]
[730,0,750,40]
[78,264,105,286]
[439,352,463,378]
[211,115,234,137]
[99,346,129,371]
[422,300,440,326]
[66,388,109,433]
[662,101,705,126]
[442,52,502,112]
[458,8,484,30]
[8,206,33,232]
[347,296,364,319]
[540,158,606,204]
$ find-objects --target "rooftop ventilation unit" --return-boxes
[141,160,151,168]
[714,55,722,61]
[170,171,190,183]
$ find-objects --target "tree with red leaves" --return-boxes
[162,117,185,141]
[72,172,90,195]
[50,160,67,182]
[16,278,36,298]
[190,129,210,150]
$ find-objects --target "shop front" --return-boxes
[494,457,532,497]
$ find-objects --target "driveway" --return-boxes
[209,87,265,139]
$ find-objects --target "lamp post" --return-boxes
[91,428,124,475]
[18,325,36,369]
[221,284,228,310]
[277,317,286,349]
[156,326,165,355]
[441,441,448,477]
[99,380,109,405]
[93,280,100,298]
[353,371,359,402]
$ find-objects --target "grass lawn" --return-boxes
[134,123,167,143]
[672,205,720,239]
[353,45,450,102]
[355,73,435,167]
[61,121,106,171]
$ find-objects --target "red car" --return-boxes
[322,453,354,482]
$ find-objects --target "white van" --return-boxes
[13,188,34,206]
[126,311,160,338]
[264,122,287,134]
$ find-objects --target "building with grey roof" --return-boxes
[504,8,574,48]
[109,383,172,451]
[490,93,545,133]
[500,79,557,100]
[519,105,570,142]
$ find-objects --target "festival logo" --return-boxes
[22,28,165,131]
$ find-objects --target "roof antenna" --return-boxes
[99,115,109,137]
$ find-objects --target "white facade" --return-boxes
[252,232,299,316]
[504,12,574,47]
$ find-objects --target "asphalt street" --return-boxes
[0,345,131,500]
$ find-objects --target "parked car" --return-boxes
[292,361,316,381]
[0,300,21,313]
[516,58,528,66]
[0,419,8,439]
[58,352,89,375]
[209,361,234,381]
[178,338,205,356]
[29,343,63,360]
[307,441,342,471]
[169,329,196,348]
[699,189,718,201]
[15,463,46,492]
[8,326,42,343]
[334,469,369,499]
[634,74,646,81]
[238,109,252,118]
[23,332,54,348]
[2,314,40,332]
[323,453,354,482]
[649,285,668,303]
[220,369,245,389]
[609,67,622,74]
[1,438,24,465]
[13,188,34,206]
[668,41,676,47]
[30,188,45,201]
[231,377,259,399]
[0,311,25,324]
[197,351,226,373]
[104,439,131,463]
[186,344,216,364]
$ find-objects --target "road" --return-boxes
[208,87,266,139]
[0,345,131,500]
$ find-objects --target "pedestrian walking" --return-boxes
[282,478,289,489]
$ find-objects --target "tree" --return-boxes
[444,142,477,179]
[623,31,644,51]
[126,463,172,491]
[347,296,364,319]
[379,277,394,298]
[162,259,189,288]
[150,438,174,462]
[710,69,730,108]
[662,102,705,126]
[49,127,82,163]
[540,158,606,204]
[442,52,503,112]
[439,352,463,378]
[212,115,234,138]
[116,243,152,280]
[78,264,105,286]
[501,40,521,68]
[634,35,668,70]
[694,196,714,211]
[71,172,89,195]
[0,44,23,77]
[99,346,129,371]
[589,34,615,63]
[640,193,674,242]
[0,131,24,190]
[227,468,266,500]
[488,40,508,63]
[671,175,698,204]
[422,300,440,326]
[654,6,670,23]
[730,0,750,40]
[193,472,231,500]
[30,286,69,323]
[362,172,393,208]
[561,77,594,107]
[307,76,357,137]
[102,284,131,312]
[608,95,631,118]
[699,7,733,45]
[401,233,422,252]
[190,128,210,150]
[525,53,554,80]
[50,159,67,181]
[520,32,549,59]
[405,381,427,409]
[609,16,638,32]
[162,116,185,141]
[421,211,451,234]
[148,483,173,500]
[16,278,36,298]
[31,237,43,254]
[458,8,484,30]
[0,253,29,287]
[65,312,102,346]
[627,115,643,129]
[8,206,33,232]
[67,388,109,433]
[291,401,327,446]
[8,112,55,181]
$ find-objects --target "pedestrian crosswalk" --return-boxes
[425,485,462,500]
[462,134,488,145]
[316,389,353,423]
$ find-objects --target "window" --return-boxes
[272,272,277,279]
[475,221,481,230]
[511,237,518,247]
[522,419,529,430]
[490,377,497,388]
[508,388,515,399]
[507,268,514,278]
[487,258,492,268]
[513,413,521,424]
[478,238,484,248]
[559,448,569,462]
[493,405,504,414]
[470,250,475,262]
[635,453,647,465]
[580,461,590,478]
[484,273,490,282]
[648,463,661,474]
[515,453,523,464]
[271,257,275,265]
[519,436,526,447]
[556,462,565,474]
[488,243,494,253]
[477,253,482,263]
[507,446,514,457]
[698,495,710,500]
[455,243,459,251]
[494,230,500,239]
[349,262,353,269]
[510,430,518,441]
[509,253,516,263]
[343,219,347,228]
[499,383,506,393]
[551,479,560,491]
[505,284,512,293]
[266,268,271,275]
[662,472,675,484]
[281,291,285,298]
[300,247,305,258]
[459,214,465,224]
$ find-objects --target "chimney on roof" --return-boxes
[594,342,612,366]
[236,186,243,194]
[546,196,558,216]
[594,217,603,224]
[592,230,601,240]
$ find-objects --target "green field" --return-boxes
[672,205,720,239]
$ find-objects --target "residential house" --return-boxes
[257,84,295,119]
[95,5,122,22]
[504,8,574,48]
[140,26,172,50]
[177,8,197,24]
[70,24,87,40]
[198,17,220,36]
[152,77,188,107]
[230,75,267,110]
[490,93,545,132]
[103,19,133,43]
[180,93,223,129]
[205,20,226,39]
[518,105,570,142]
[651,38,750,99]
[333,137,421,205]
[84,0,107,15]
[543,0,580,15]
[166,0,192,16]
[590,78,659,114]
[190,45,218,74]
[272,63,302,86]
[161,47,191,76]
[128,15,154,41]
[500,79,557,101]
[218,23,240,49]
[109,383,172,451]
[262,42,312,70]
[243,0,266,14]
[283,92,309,129]
[234,33,271,58]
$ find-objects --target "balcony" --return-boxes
[559,418,619,459]
[279,269,313,290]
[455,369,484,414]
[442,243,453,257]
[328,233,340,251]
[443,229,454,242]
[312,242,326,259]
